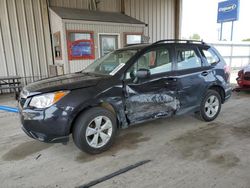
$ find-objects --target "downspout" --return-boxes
[46,0,55,67]
[121,0,125,14]
[89,0,97,10]
[174,0,182,39]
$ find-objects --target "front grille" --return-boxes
[244,76,250,81]
[243,71,250,80]
[244,72,250,77]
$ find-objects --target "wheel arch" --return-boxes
[207,85,225,103]
[68,101,126,135]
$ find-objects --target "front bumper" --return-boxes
[21,125,69,143]
[19,105,71,143]
[236,77,250,88]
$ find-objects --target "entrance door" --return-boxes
[123,45,179,124]
[99,34,118,57]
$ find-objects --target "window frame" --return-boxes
[174,45,204,71]
[199,47,220,66]
[124,32,143,46]
[124,45,174,80]
[66,30,95,60]
[53,31,62,60]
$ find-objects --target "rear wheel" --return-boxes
[199,90,221,122]
[73,107,117,154]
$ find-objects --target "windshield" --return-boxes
[82,49,138,75]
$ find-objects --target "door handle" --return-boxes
[201,71,209,76]
[165,77,177,82]
[164,77,177,85]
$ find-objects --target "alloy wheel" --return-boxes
[85,116,113,148]
[204,95,219,118]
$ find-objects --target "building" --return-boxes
[50,6,146,74]
[0,0,182,84]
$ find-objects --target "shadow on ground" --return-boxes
[76,132,150,163]
[2,141,53,161]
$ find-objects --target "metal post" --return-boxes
[231,21,234,41]
[230,43,233,69]
[220,23,223,41]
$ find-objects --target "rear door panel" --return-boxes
[174,45,212,114]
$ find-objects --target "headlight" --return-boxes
[29,91,69,109]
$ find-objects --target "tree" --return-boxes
[242,38,250,42]
[189,33,201,40]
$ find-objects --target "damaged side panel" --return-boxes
[96,84,129,128]
[96,76,180,127]
[124,82,180,124]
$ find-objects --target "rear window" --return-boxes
[201,48,220,65]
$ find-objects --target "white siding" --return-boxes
[49,0,121,12]
[0,0,53,84]
[98,0,121,12]
[49,0,89,9]
[125,0,176,42]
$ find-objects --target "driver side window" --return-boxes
[125,47,172,79]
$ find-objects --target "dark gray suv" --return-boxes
[19,40,232,154]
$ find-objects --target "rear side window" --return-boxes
[176,48,202,70]
[201,48,220,65]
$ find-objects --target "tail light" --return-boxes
[224,65,230,74]
[237,69,244,86]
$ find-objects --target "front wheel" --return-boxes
[73,107,117,154]
[199,90,222,122]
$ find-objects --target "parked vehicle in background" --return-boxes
[18,40,232,154]
[235,65,250,91]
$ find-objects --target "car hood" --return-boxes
[23,72,108,94]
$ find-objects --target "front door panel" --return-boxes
[123,45,180,124]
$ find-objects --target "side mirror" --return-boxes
[136,68,150,79]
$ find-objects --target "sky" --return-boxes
[181,0,250,42]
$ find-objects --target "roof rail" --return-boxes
[124,43,149,47]
[153,39,207,45]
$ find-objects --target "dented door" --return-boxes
[123,46,180,124]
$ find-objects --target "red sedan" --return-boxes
[235,65,250,91]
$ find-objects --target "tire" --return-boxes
[72,107,117,154]
[199,90,222,122]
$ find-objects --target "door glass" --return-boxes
[176,49,202,70]
[100,35,118,57]
[126,47,172,79]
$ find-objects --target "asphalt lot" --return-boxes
[0,91,250,188]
